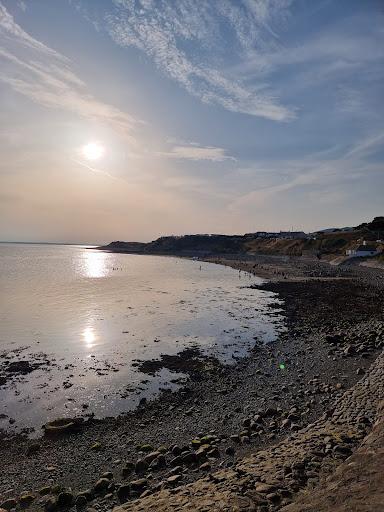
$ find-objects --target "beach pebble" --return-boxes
[57,491,73,507]
[0,499,17,511]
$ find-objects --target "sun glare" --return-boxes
[82,142,105,161]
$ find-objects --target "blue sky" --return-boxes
[0,0,383,243]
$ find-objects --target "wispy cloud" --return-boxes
[229,130,384,212]
[159,142,235,162]
[0,2,139,142]
[233,11,384,113]
[105,0,294,121]
[17,1,27,12]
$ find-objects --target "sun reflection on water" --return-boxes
[83,251,107,278]
[82,326,96,348]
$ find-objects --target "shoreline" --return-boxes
[1,255,383,511]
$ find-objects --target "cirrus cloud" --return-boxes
[0,2,140,143]
[106,0,295,121]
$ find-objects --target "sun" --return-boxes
[81,142,105,161]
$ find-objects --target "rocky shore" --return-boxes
[1,256,383,512]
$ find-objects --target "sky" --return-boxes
[0,0,383,244]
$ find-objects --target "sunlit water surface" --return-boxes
[0,244,284,434]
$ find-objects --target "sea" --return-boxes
[0,243,284,434]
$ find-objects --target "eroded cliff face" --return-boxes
[114,353,384,512]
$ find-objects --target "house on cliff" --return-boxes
[346,242,380,257]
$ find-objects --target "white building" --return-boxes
[346,243,380,257]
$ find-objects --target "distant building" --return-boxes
[278,231,308,239]
[245,231,307,239]
[346,242,380,257]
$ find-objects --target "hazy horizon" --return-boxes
[0,211,381,247]
[1,1,383,244]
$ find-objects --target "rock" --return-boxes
[199,462,211,471]
[170,455,183,466]
[169,465,183,475]
[343,345,355,356]
[139,444,153,452]
[130,479,148,494]
[122,462,135,478]
[93,478,110,495]
[149,454,166,470]
[255,483,275,494]
[266,492,281,503]
[76,490,93,502]
[117,484,131,503]
[182,451,197,464]
[333,444,352,456]
[200,435,215,444]
[207,446,220,457]
[44,497,57,512]
[190,439,201,449]
[167,474,182,485]
[19,494,35,507]
[225,446,235,456]
[90,442,102,451]
[43,418,83,436]
[39,487,51,496]
[143,451,161,464]
[75,496,87,509]
[171,445,182,456]
[1,499,17,511]
[50,485,62,495]
[135,459,149,474]
[101,471,113,480]
[57,491,73,508]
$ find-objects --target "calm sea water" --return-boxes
[0,243,284,434]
